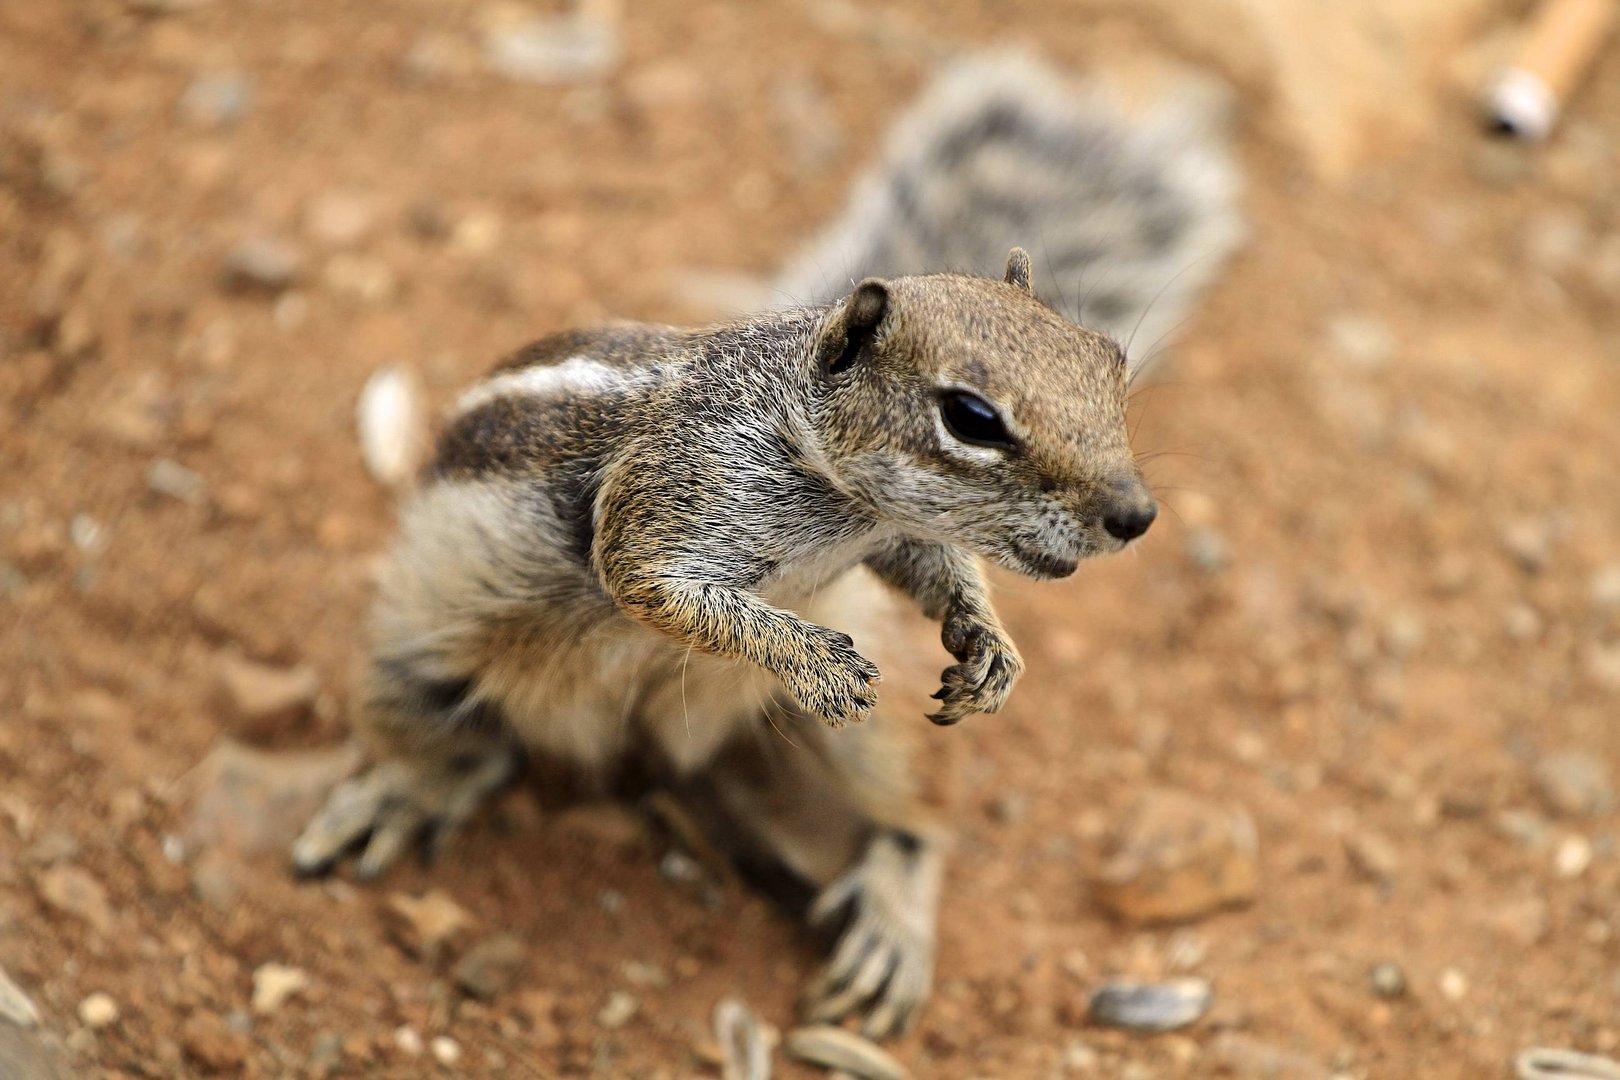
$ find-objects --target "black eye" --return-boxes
[939,390,1016,450]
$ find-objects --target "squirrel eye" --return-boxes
[939,390,1016,451]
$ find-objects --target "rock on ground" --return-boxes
[184,740,360,856]
[785,1025,908,1080]
[1532,752,1613,819]
[1090,788,1259,924]
[1088,977,1213,1033]
[212,653,320,741]
[452,935,527,1001]
[38,864,114,934]
[386,890,476,964]
[1210,1032,1332,1079]
[251,963,309,1014]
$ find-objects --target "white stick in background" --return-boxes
[1486,0,1616,140]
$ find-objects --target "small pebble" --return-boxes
[321,254,398,304]
[78,992,119,1029]
[1492,896,1551,945]
[385,890,475,963]
[1325,313,1396,371]
[214,653,319,737]
[1438,968,1468,1002]
[221,238,304,292]
[453,935,527,1001]
[1062,1040,1100,1071]
[394,1025,424,1056]
[989,792,1028,824]
[1534,753,1613,819]
[483,15,620,83]
[659,850,703,884]
[1555,834,1594,879]
[1088,977,1212,1033]
[38,863,114,932]
[621,960,669,988]
[430,1036,461,1065]
[1497,808,1551,849]
[1504,604,1543,643]
[786,1024,909,1080]
[597,990,637,1030]
[1500,518,1554,572]
[1382,611,1425,659]
[69,514,106,555]
[251,963,308,1014]
[147,458,206,504]
[1515,1047,1620,1080]
[182,1014,250,1071]
[1211,1032,1332,1080]
[304,190,376,248]
[1369,962,1407,999]
[1091,789,1258,924]
[1344,828,1401,883]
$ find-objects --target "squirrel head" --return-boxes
[811,248,1154,578]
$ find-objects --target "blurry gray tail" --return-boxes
[774,50,1244,374]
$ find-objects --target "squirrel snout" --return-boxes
[1100,478,1157,542]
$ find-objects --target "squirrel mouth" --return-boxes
[1006,543,1080,580]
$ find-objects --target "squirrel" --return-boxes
[292,50,1240,1041]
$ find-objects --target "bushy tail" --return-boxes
[774,51,1244,372]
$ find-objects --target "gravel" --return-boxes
[1533,752,1614,819]
[77,993,119,1029]
[1369,962,1407,999]
[786,1025,908,1080]
[483,16,619,83]
[1088,977,1213,1033]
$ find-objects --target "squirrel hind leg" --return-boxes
[801,827,944,1039]
[291,660,519,880]
[673,707,944,1039]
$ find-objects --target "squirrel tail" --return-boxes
[774,50,1244,372]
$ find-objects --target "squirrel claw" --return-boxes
[927,613,1024,725]
[781,624,883,728]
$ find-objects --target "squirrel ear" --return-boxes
[821,279,889,379]
[846,278,889,331]
[1004,247,1033,293]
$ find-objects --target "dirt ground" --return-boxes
[4,1,1620,1077]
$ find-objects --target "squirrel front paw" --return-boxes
[928,609,1024,725]
[780,625,882,728]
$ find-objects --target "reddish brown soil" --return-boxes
[4,2,1620,1078]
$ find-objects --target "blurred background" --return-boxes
[2,0,1619,1077]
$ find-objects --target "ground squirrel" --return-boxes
[293,51,1239,1040]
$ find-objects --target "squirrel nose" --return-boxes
[1101,480,1157,542]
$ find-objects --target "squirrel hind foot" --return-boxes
[290,750,517,880]
[802,828,943,1039]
